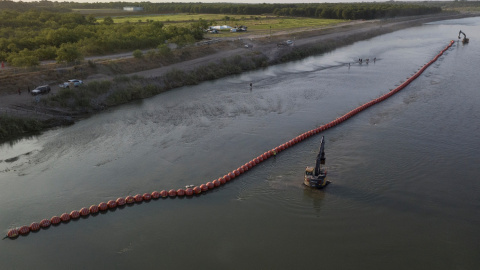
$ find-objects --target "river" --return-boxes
[1,17,479,269]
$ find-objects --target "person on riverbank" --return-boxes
[27,86,30,94]
[17,87,21,95]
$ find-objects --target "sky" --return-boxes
[27,0,447,3]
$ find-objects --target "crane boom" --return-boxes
[314,136,326,176]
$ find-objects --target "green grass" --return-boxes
[0,114,45,141]
[206,17,346,37]
[109,13,270,24]
[73,9,124,14]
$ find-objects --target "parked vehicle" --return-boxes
[59,79,83,89]
[31,85,51,96]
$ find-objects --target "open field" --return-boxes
[100,13,346,37]
[108,13,271,23]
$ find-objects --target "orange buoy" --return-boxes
[134,194,143,202]
[224,174,231,182]
[254,157,260,164]
[51,216,61,225]
[246,162,253,169]
[185,188,194,196]
[241,164,248,172]
[219,176,226,184]
[206,182,214,189]
[80,207,90,216]
[116,197,126,206]
[89,205,99,214]
[126,196,135,204]
[234,169,240,176]
[60,213,70,222]
[200,184,208,192]
[98,202,108,211]
[160,190,168,198]
[18,226,30,235]
[143,193,152,201]
[30,222,40,232]
[213,180,220,187]
[168,189,177,197]
[261,153,268,159]
[40,219,51,228]
[70,210,80,219]
[193,186,201,194]
[228,172,235,180]
[151,191,160,199]
[249,160,256,167]
[7,228,19,238]
[177,189,186,196]
[107,200,117,209]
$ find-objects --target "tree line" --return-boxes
[0,9,207,67]
[0,1,443,67]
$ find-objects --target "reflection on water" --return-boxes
[1,17,480,269]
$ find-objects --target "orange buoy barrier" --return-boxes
[125,196,135,204]
[30,222,40,232]
[19,226,29,235]
[70,210,80,219]
[134,194,143,202]
[89,205,99,214]
[177,189,185,196]
[60,213,70,222]
[51,216,61,225]
[107,200,116,209]
[80,207,89,216]
[7,228,19,238]
[116,197,126,206]
[40,219,51,228]
[98,202,108,211]
[206,182,214,190]
[5,40,454,239]
[151,191,160,199]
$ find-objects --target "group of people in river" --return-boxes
[347,57,377,69]
[358,57,376,64]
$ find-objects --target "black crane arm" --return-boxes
[314,136,326,176]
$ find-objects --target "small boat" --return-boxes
[304,136,330,189]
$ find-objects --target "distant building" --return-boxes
[123,7,144,12]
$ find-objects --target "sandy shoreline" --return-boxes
[0,12,477,141]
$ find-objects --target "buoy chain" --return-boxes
[5,41,454,239]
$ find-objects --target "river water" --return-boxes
[1,17,479,269]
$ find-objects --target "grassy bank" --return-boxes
[0,114,45,141]
[43,52,268,109]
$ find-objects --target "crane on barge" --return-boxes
[304,136,330,189]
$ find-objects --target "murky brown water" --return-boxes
[1,17,479,269]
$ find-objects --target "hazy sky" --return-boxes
[42,0,442,3]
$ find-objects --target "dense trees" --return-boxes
[0,8,205,67]
[0,1,444,67]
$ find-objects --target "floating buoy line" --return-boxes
[4,40,455,239]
